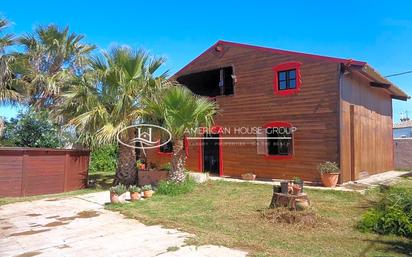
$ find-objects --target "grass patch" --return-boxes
[106,180,412,256]
[0,188,100,206]
[156,176,197,196]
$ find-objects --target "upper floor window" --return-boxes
[273,62,302,96]
[177,67,234,97]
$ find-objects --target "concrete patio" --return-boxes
[0,192,247,257]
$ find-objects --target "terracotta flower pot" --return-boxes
[321,173,339,187]
[241,173,256,181]
[143,190,153,198]
[295,199,310,211]
[110,192,126,203]
[292,185,301,195]
[130,192,141,201]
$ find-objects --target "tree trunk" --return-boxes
[114,142,137,186]
[169,139,186,183]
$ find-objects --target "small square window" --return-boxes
[277,69,297,91]
[273,62,302,96]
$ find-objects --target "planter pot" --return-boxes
[241,173,256,181]
[143,190,154,198]
[292,185,301,195]
[295,199,310,211]
[110,192,126,203]
[280,181,289,194]
[295,181,304,192]
[130,192,141,201]
[321,173,340,187]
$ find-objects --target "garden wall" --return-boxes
[394,138,412,170]
[0,147,89,197]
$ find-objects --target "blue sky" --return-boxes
[1,1,411,121]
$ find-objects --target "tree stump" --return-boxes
[269,191,310,210]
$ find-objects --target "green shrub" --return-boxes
[142,184,152,191]
[156,176,197,196]
[109,184,127,195]
[317,161,340,174]
[89,144,118,174]
[2,109,62,148]
[128,185,141,193]
[358,186,412,238]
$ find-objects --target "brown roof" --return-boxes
[174,40,410,101]
[394,120,412,128]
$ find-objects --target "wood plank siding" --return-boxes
[145,41,402,182]
[340,73,394,181]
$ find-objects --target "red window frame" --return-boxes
[263,121,294,160]
[273,62,302,96]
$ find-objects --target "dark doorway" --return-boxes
[203,133,220,175]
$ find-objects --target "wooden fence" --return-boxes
[394,138,412,170]
[0,148,89,197]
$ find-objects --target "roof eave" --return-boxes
[351,64,409,101]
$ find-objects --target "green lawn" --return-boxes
[107,178,412,257]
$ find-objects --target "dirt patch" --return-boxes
[14,251,42,257]
[9,229,51,237]
[57,210,100,222]
[1,226,12,230]
[44,221,68,227]
[260,208,329,228]
[29,224,41,227]
[26,213,41,217]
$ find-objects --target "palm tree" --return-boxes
[146,86,218,182]
[57,47,168,185]
[0,18,21,105]
[15,25,95,108]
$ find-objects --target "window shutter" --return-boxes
[256,129,267,155]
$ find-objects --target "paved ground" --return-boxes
[211,170,411,193]
[0,192,247,257]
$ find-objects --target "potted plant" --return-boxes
[136,160,146,170]
[129,185,141,201]
[318,161,340,187]
[293,176,304,192]
[292,184,301,195]
[241,172,256,181]
[109,184,127,203]
[142,185,154,198]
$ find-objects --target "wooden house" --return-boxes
[147,41,409,183]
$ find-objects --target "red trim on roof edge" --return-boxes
[173,40,366,77]
[217,40,366,66]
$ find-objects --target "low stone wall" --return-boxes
[394,138,412,170]
[138,170,168,186]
